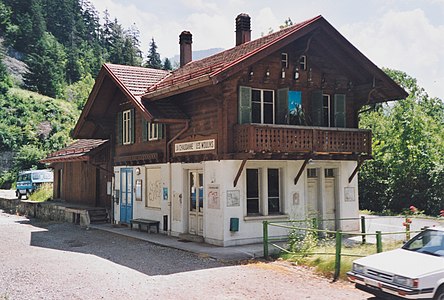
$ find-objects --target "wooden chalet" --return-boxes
[71,14,407,246]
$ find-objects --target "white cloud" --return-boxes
[180,0,219,12]
[341,8,444,99]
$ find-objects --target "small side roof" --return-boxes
[41,139,108,163]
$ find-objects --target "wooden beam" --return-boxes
[349,159,364,183]
[294,157,311,185]
[233,159,247,187]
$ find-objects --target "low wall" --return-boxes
[0,198,90,227]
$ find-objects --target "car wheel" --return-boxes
[17,191,22,200]
[434,286,444,300]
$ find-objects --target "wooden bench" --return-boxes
[130,218,160,233]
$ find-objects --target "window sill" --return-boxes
[244,214,289,222]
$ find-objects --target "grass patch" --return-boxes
[28,183,53,202]
[282,237,403,280]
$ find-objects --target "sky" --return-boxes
[89,0,444,99]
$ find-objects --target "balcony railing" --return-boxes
[233,124,372,155]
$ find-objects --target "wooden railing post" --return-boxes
[263,221,269,259]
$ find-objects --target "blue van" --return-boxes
[16,169,53,199]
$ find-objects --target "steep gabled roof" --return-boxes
[143,15,407,102]
[72,64,171,138]
[41,139,108,163]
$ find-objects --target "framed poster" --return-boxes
[227,190,240,207]
[207,184,220,209]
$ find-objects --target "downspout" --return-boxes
[166,120,190,234]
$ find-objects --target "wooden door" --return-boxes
[188,170,203,236]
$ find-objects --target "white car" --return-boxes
[347,227,444,300]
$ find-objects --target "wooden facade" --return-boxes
[65,14,407,245]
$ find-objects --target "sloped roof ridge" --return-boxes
[146,15,323,94]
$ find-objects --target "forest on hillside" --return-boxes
[0,0,443,215]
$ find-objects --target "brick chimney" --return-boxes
[235,13,251,46]
[179,31,192,67]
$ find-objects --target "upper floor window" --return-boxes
[142,119,165,142]
[246,168,281,216]
[239,86,275,125]
[311,91,346,128]
[299,55,307,70]
[281,53,288,68]
[118,109,134,145]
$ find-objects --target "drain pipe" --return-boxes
[166,120,189,234]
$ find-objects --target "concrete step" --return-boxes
[178,233,204,243]
[87,208,109,224]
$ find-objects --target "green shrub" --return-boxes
[28,183,52,202]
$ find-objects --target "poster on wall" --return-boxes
[227,190,240,207]
[288,90,303,125]
[135,180,142,201]
[207,184,220,209]
[146,168,161,208]
[345,187,355,202]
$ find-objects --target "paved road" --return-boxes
[0,210,371,300]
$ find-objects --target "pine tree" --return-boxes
[145,38,162,69]
[163,57,172,70]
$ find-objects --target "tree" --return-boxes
[163,57,172,70]
[24,32,67,98]
[145,38,162,69]
[359,69,444,215]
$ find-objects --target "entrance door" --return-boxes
[120,168,133,224]
[306,168,320,219]
[188,170,203,236]
[324,169,337,230]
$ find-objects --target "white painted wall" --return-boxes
[113,159,360,246]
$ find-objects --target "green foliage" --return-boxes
[24,32,67,98]
[359,69,444,215]
[14,144,45,170]
[163,57,172,71]
[64,73,95,109]
[29,183,53,202]
[145,38,162,69]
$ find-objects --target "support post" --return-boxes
[334,231,342,281]
[376,231,382,253]
[233,159,247,187]
[263,221,269,259]
[361,216,366,244]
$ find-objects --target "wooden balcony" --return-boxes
[233,124,372,156]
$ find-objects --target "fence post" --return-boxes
[263,221,269,259]
[376,231,382,253]
[312,217,319,238]
[360,216,366,245]
[334,230,342,281]
[405,217,411,241]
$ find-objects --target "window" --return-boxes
[311,91,346,128]
[251,89,275,124]
[307,168,318,178]
[142,119,164,142]
[299,55,307,70]
[281,53,288,68]
[120,109,134,145]
[246,168,281,216]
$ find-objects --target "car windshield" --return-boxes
[402,229,444,257]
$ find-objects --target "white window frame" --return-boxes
[281,53,288,68]
[322,94,332,127]
[251,88,275,125]
[122,109,132,145]
[246,167,282,216]
[299,55,307,70]
[148,122,159,141]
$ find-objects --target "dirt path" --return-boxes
[0,211,372,299]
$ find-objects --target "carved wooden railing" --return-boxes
[233,124,372,155]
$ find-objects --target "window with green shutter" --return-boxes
[276,88,289,124]
[311,90,323,126]
[117,111,123,145]
[238,86,252,124]
[334,94,346,128]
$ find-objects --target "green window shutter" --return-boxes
[117,111,123,145]
[311,90,323,126]
[142,118,147,142]
[130,109,135,144]
[334,94,346,128]
[276,88,289,124]
[158,124,164,139]
[238,86,252,124]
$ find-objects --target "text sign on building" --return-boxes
[175,139,215,153]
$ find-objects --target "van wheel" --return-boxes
[17,192,22,200]
[434,286,444,300]
[25,190,30,199]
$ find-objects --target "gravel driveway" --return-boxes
[0,210,371,299]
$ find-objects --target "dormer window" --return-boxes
[281,53,288,68]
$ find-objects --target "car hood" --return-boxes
[355,248,444,278]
